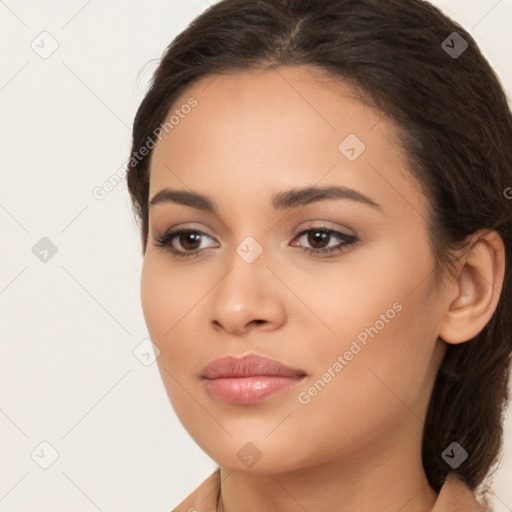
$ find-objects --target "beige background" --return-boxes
[0,0,511,510]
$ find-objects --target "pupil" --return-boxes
[309,231,328,248]
[182,232,201,250]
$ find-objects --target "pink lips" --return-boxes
[201,354,307,405]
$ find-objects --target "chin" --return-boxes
[191,431,313,474]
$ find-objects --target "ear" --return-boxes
[439,229,506,344]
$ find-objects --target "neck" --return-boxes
[216,423,438,512]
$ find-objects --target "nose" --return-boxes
[209,248,286,336]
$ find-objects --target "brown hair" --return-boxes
[126,0,512,498]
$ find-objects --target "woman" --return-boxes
[126,0,512,510]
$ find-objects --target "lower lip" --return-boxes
[204,375,306,405]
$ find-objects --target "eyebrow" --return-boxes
[148,185,382,212]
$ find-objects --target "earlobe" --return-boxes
[439,229,505,345]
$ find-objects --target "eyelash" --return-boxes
[153,227,359,259]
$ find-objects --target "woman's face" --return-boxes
[141,65,448,473]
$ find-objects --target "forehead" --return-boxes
[148,65,428,222]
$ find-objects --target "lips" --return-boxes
[201,354,306,379]
[201,354,307,405]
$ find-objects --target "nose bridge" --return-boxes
[220,205,271,269]
[234,234,266,266]
[217,232,268,300]
[208,229,285,332]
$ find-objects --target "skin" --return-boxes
[140,65,505,512]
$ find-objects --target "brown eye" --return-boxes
[154,227,359,259]
[177,231,203,251]
[306,230,330,250]
[153,229,217,258]
[292,228,359,258]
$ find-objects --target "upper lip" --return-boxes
[201,354,307,379]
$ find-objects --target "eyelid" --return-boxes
[291,219,356,237]
[154,222,216,240]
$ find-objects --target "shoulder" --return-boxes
[171,468,221,512]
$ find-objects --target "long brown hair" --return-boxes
[126,0,512,498]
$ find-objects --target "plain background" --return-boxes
[0,0,511,510]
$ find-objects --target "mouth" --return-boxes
[201,354,307,405]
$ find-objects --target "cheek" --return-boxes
[298,241,438,419]
[286,293,439,469]
[140,257,201,414]
[140,256,192,350]
[140,254,213,376]
[140,259,167,339]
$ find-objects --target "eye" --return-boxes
[153,229,218,259]
[290,228,358,258]
[153,227,359,259]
